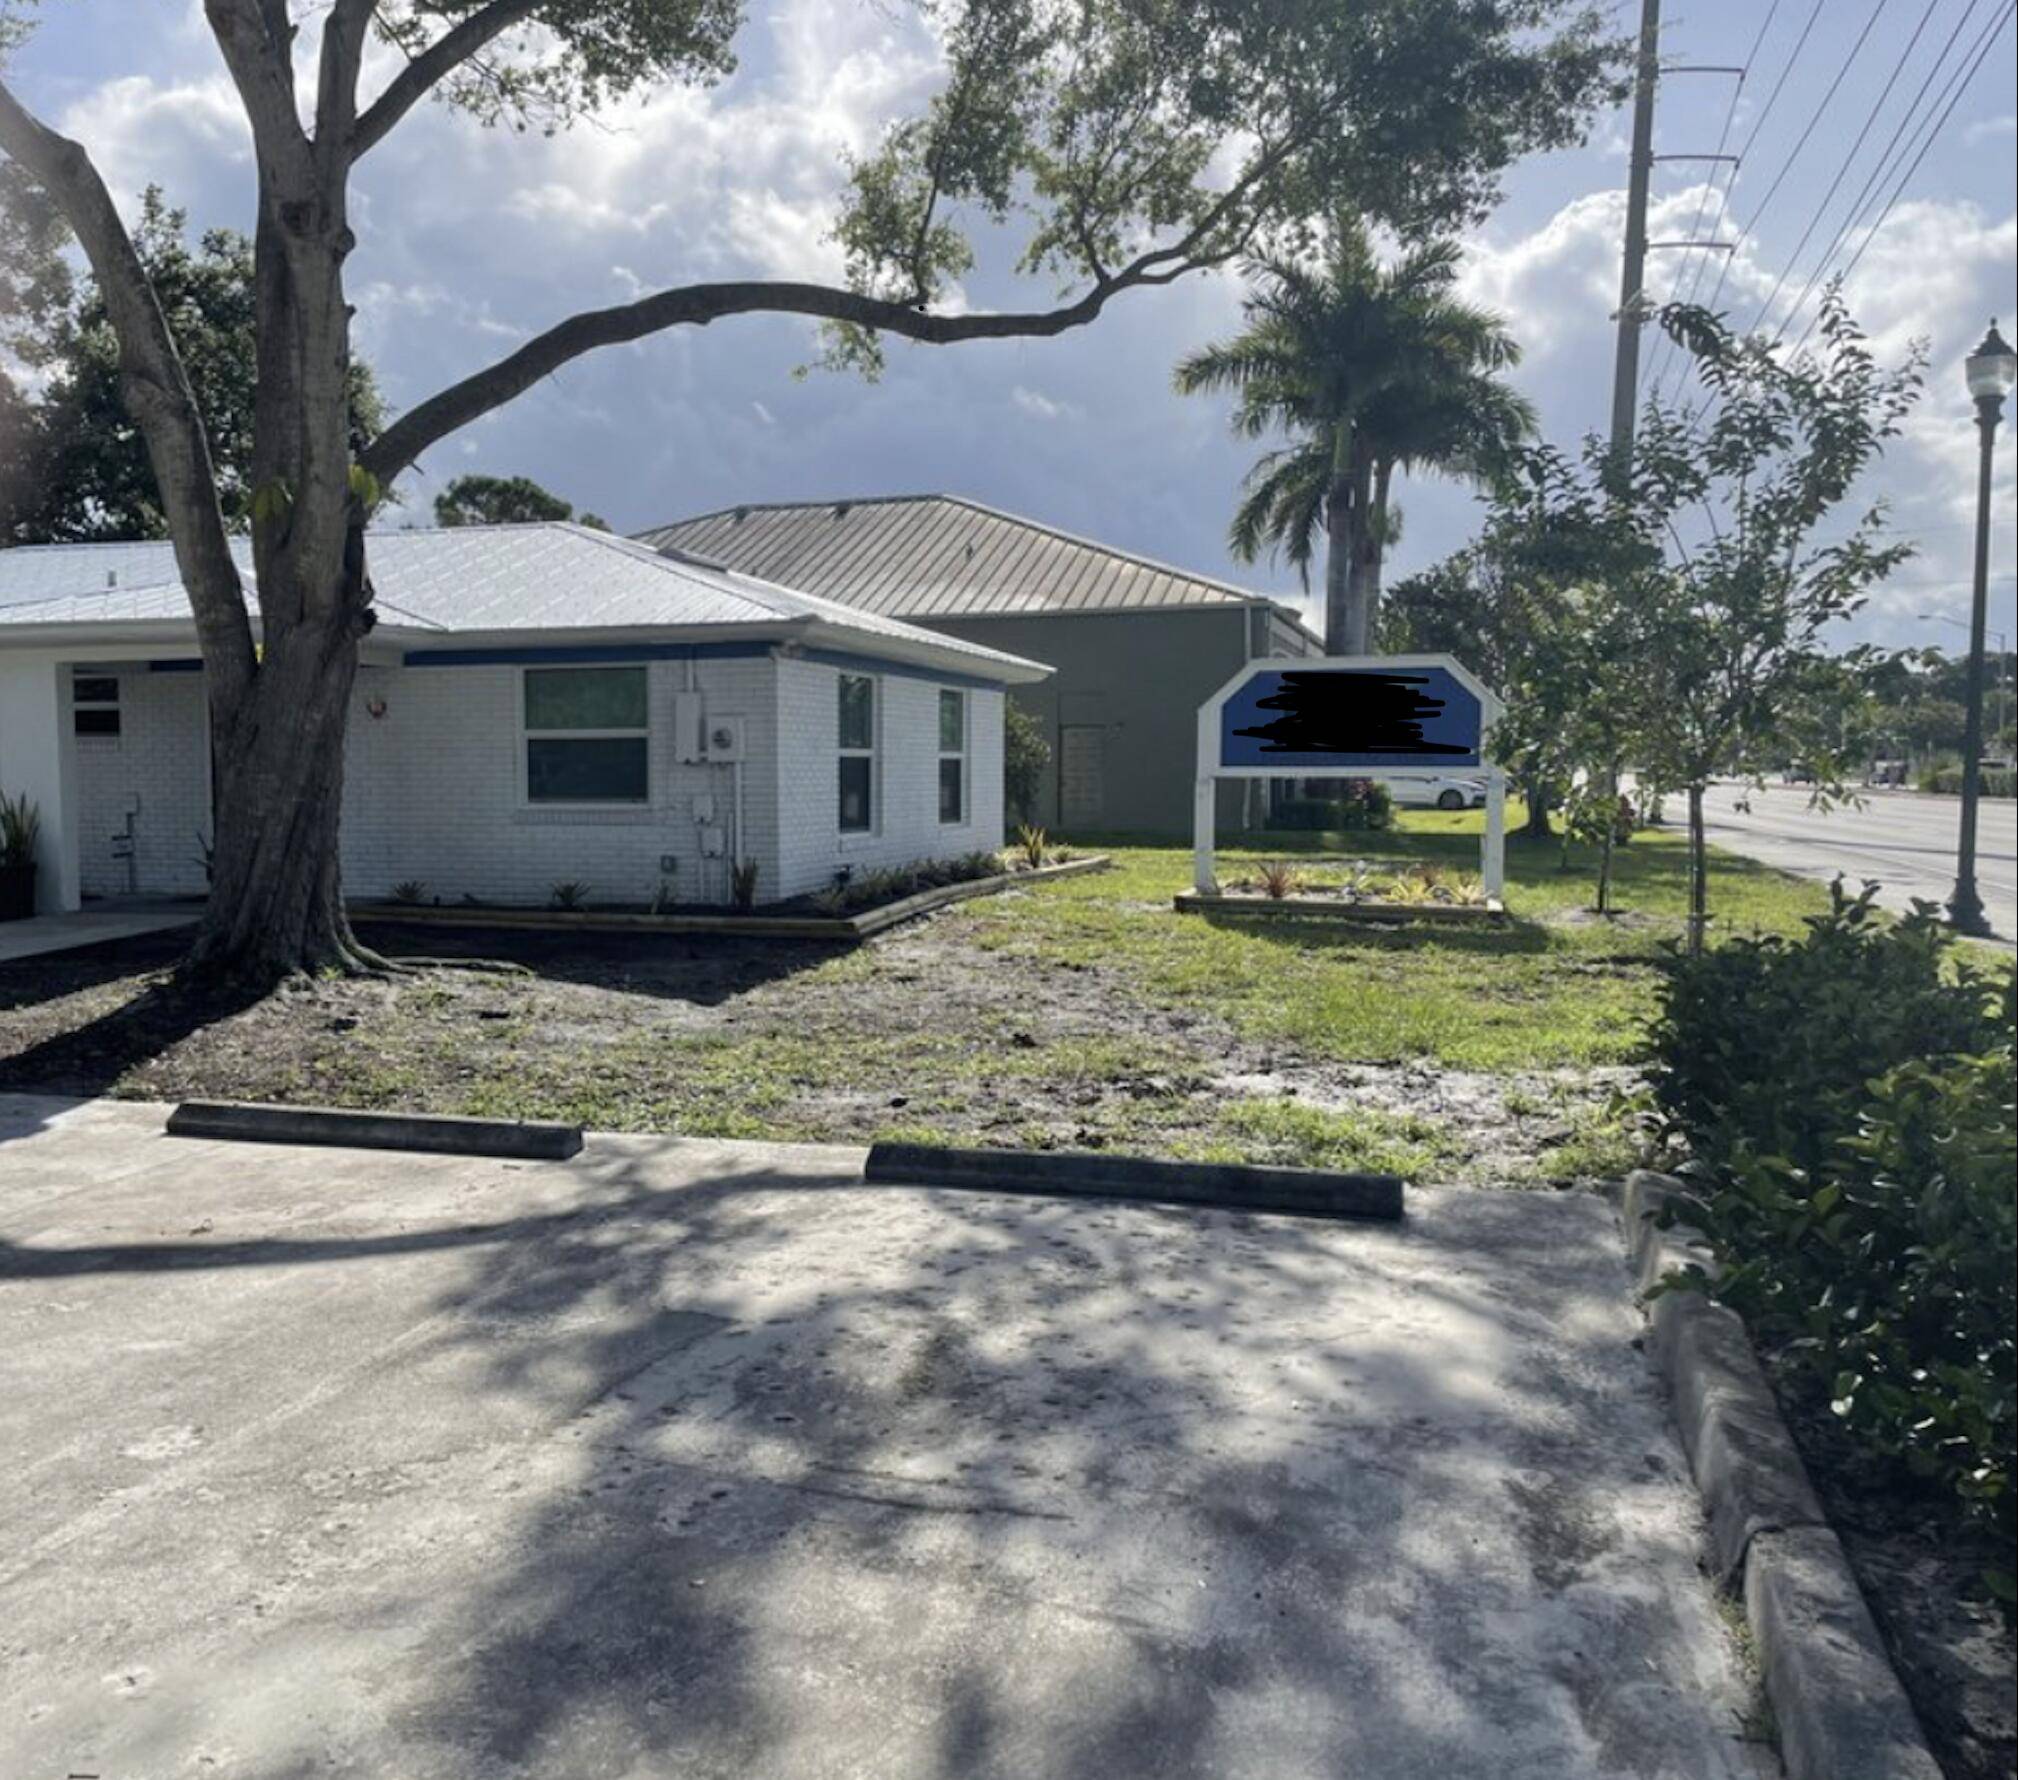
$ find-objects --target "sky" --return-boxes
[5,0,2015,651]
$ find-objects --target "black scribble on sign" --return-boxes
[1232,671,1471,756]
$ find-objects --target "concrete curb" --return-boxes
[1620,1169,1941,1780]
[166,1100,584,1161]
[865,1142,1404,1222]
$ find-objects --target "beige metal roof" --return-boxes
[637,495,1311,628]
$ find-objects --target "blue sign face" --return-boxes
[1219,666,1485,770]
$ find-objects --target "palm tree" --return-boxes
[1177,218,1534,654]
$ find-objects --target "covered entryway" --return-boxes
[70,664,212,901]
[0,651,210,917]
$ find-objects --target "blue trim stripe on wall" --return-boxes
[402,641,775,668]
[400,639,1011,691]
[798,648,1004,694]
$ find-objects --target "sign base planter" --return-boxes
[864,1141,1404,1221]
[1173,890,1506,926]
[166,1100,584,1161]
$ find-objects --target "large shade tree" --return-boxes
[0,0,1619,984]
[1175,216,1534,654]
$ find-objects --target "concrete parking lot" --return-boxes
[0,1095,1771,1779]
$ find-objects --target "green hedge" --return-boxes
[1652,886,2016,1576]
[1270,779,1394,832]
[1916,763,2017,798]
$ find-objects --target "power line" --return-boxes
[1687,0,1831,333]
[1770,0,1996,348]
[1790,0,2015,353]
[1639,0,1785,401]
[1743,0,1948,340]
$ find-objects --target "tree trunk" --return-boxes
[183,610,373,984]
[1331,448,1376,654]
[1323,475,1354,654]
[1686,781,1708,955]
[1350,457,1394,652]
[1519,776,1555,839]
[1593,759,1621,914]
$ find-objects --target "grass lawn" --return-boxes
[0,811,1838,1185]
[971,806,1836,1070]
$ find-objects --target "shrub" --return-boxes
[0,790,39,867]
[730,859,760,909]
[1257,860,1302,899]
[1652,882,2017,1573]
[1675,1045,2016,1556]
[1271,778,1394,832]
[1651,882,2007,1177]
[1015,823,1048,870]
[1918,762,2017,799]
[1004,702,1051,823]
[549,880,591,910]
[390,879,426,905]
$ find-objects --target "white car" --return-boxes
[1377,773,1489,811]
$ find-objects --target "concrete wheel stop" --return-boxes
[1620,1169,1942,1780]
[166,1100,584,1161]
[864,1141,1404,1221]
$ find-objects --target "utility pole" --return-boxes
[1590,0,1661,915]
[1609,0,1662,456]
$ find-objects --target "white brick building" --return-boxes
[0,525,1043,917]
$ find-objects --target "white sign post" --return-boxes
[1193,654,1507,903]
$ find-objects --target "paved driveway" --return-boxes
[0,1095,1770,1780]
[1697,782,2017,943]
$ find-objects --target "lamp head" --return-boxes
[1966,321,2017,402]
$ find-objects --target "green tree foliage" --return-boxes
[1175,217,1535,652]
[0,181,386,542]
[1389,289,1921,943]
[432,473,608,530]
[1003,699,1051,825]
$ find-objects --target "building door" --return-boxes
[1059,724,1105,832]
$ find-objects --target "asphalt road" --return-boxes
[0,1094,1770,1780]
[1697,782,2018,945]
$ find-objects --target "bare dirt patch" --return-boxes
[0,914,1637,1187]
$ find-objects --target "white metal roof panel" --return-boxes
[0,524,1046,680]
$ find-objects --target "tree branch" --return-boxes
[360,276,1125,485]
[201,0,314,187]
[315,0,377,153]
[351,0,542,157]
[0,78,257,707]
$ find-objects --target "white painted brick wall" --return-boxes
[337,655,782,908]
[73,669,211,899]
[44,645,1008,910]
[773,656,1004,900]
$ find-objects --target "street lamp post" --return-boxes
[1948,321,2018,936]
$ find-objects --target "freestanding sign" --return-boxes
[1195,654,1507,897]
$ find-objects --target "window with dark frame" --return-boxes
[522,665,649,804]
[937,688,965,823]
[838,672,875,833]
[72,672,121,738]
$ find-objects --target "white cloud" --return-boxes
[1011,385,1079,422]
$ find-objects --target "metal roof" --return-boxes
[0,525,1050,682]
[637,494,1312,627]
